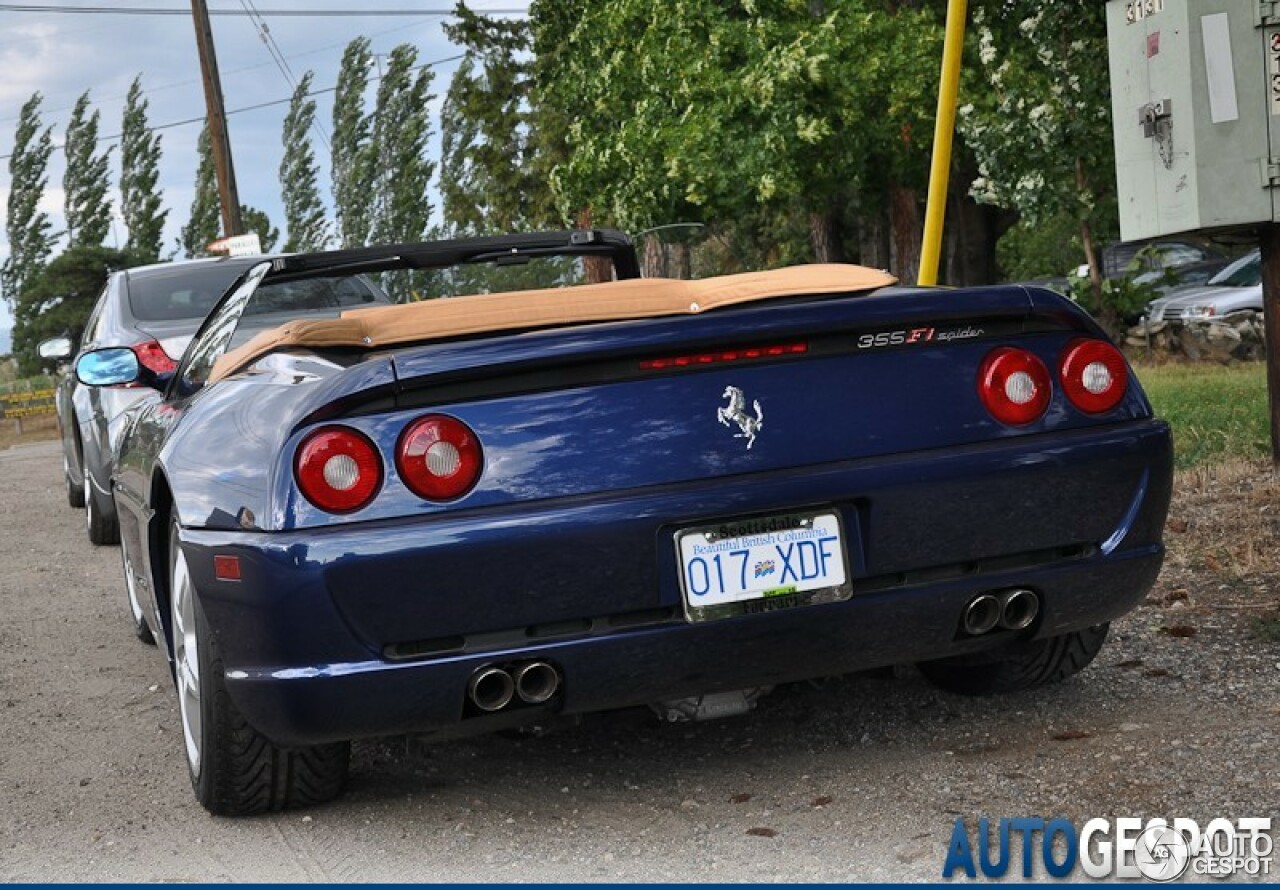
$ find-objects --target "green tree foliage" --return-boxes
[240,204,280,253]
[2,93,57,305]
[440,5,543,234]
[529,0,941,266]
[120,76,168,262]
[959,3,1118,311]
[12,245,136,375]
[331,37,376,248]
[371,44,436,247]
[995,211,1082,282]
[369,44,436,298]
[178,124,220,258]
[62,92,113,248]
[280,72,329,252]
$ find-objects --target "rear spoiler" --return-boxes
[266,229,643,282]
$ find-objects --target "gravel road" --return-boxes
[1,440,1277,882]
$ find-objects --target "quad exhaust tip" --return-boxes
[467,661,561,712]
[467,666,515,712]
[999,588,1040,630]
[962,588,1040,636]
[513,661,560,704]
[962,593,1001,636]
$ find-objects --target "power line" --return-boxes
[238,0,333,150]
[0,52,466,161]
[0,4,528,15]
[0,16,443,125]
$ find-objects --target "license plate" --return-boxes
[675,511,851,622]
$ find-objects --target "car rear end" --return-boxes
[177,282,1172,747]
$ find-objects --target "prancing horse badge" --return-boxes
[717,386,763,449]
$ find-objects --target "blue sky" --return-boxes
[0,1,529,338]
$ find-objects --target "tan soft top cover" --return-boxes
[210,263,895,383]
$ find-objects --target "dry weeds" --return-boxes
[1156,458,1280,637]
[0,414,58,451]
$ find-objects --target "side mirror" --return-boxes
[76,347,141,387]
[37,337,73,362]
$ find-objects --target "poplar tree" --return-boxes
[280,72,329,252]
[63,91,113,247]
[240,205,280,253]
[370,44,435,296]
[2,93,57,304]
[120,76,168,262]
[178,124,220,258]
[331,37,375,248]
[440,7,539,234]
[12,246,134,374]
[370,44,435,246]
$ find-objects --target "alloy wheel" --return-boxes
[171,542,202,774]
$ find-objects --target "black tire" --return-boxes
[168,519,349,816]
[64,446,85,510]
[85,468,120,546]
[917,624,1110,696]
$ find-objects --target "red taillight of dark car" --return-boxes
[978,347,1052,426]
[1059,338,1128,414]
[294,426,383,513]
[132,339,177,376]
[396,414,484,501]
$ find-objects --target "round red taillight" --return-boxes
[396,414,484,501]
[294,426,383,513]
[978,347,1052,426]
[1059,338,1128,414]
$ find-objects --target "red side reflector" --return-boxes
[214,555,242,582]
[640,342,807,371]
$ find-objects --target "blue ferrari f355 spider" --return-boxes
[76,230,1172,815]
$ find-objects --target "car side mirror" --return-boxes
[76,347,141,387]
[37,337,73,362]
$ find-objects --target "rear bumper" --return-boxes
[180,419,1172,747]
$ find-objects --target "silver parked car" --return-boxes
[1144,249,1261,324]
[41,257,390,547]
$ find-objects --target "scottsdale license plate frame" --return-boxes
[674,510,852,623]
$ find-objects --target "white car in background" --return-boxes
[1144,249,1262,324]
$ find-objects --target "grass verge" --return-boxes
[1133,362,1269,470]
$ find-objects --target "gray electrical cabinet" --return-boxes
[1107,0,1277,240]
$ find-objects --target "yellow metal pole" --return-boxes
[918,0,968,286]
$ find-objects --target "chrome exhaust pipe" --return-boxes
[962,593,1002,636]
[999,589,1040,630]
[513,661,560,704]
[467,666,515,712]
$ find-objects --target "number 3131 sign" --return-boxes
[1271,31,1280,116]
[1125,0,1164,24]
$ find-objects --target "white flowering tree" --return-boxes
[959,3,1117,318]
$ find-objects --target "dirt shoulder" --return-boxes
[0,442,1276,881]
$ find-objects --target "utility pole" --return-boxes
[190,0,244,238]
[1259,225,1280,465]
